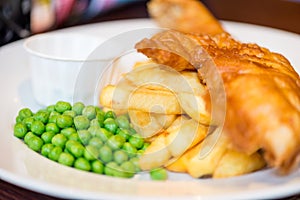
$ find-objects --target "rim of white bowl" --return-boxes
[23,33,110,62]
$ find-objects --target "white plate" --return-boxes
[0,19,300,200]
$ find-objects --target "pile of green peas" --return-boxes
[13,101,155,179]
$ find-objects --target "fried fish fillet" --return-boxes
[135,30,300,174]
[148,0,224,35]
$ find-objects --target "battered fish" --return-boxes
[135,0,300,173]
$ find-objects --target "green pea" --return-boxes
[27,135,44,152]
[142,142,150,150]
[15,116,22,123]
[33,110,49,124]
[41,143,55,157]
[51,133,67,148]
[117,129,131,141]
[95,107,105,115]
[46,105,55,112]
[99,145,113,163]
[116,115,130,129]
[23,117,34,129]
[30,120,45,135]
[104,118,118,133]
[58,152,75,167]
[50,110,60,117]
[41,131,56,144]
[104,111,116,119]
[88,137,103,148]
[45,123,60,133]
[64,147,70,154]
[74,115,90,130]
[111,165,129,178]
[107,135,125,150]
[150,168,168,181]
[120,161,136,178]
[68,141,85,158]
[48,111,60,123]
[72,102,85,115]
[91,160,104,174]
[122,142,137,158]
[65,140,77,150]
[14,122,28,138]
[130,157,141,172]
[116,128,121,134]
[56,114,73,128]
[113,150,128,165]
[128,127,137,135]
[78,130,92,145]
[63,110,76,118]
[110,162,135,178]
[68,133,80,142]
[96,112,105,127]
[49,146,63,161]
[104,162,118,176]
[61,127,76,138]
[48,115,57,124]
[24,132,35,144]
[55,101,71,113]
[83,145,99,161]
[129,134,144,149]
[137,149,145,156]
[97,128,113,142]
[18,108,33,120]
[88,126,101,137]
[74,157,91,171]
[90,119,100,128]
[82,105,96,120]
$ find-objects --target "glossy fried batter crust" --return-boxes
[135,31,300,174]
[148,0,224,35]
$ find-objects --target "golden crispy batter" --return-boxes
[148,0,224,35]
[135,30,300,173]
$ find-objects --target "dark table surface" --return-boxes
[1,0,300,199]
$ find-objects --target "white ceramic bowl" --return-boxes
[24,32,104,106]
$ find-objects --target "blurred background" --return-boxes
[0,0,299,199]
[0,0,148,46]
[0,0,299,47]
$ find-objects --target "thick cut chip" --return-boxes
[183,135,228,178]
[123,64,210,124]
[166,118,208,157]
[100,84,182,114]
[213,149,266,178]
[166,156,187,173]
[139,132,171,170]
[128,110,177,138]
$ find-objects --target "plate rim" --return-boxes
[0,18,300,200]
